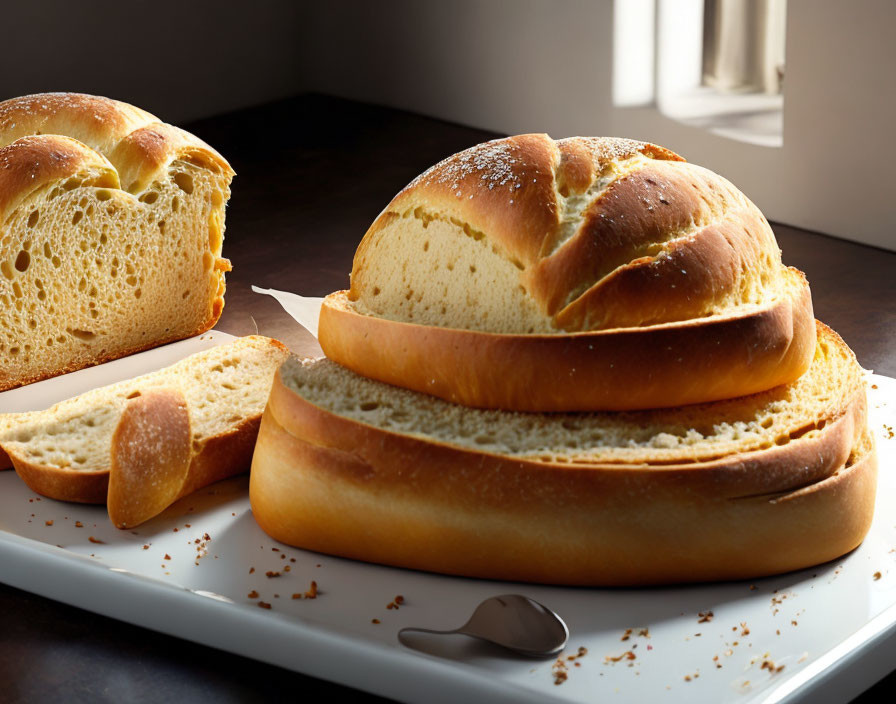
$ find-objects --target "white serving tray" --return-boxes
[1,333,895,704]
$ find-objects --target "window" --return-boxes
[613,0,786,147]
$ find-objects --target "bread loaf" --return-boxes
[0,93,234,392]
[319,134,815,411]
[0,336,289,526]
[250,322,875,585]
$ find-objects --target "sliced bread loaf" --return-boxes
[0,93,235,391]
[251,322,875,585]
[0,336,289,525]
[319,134,816,411]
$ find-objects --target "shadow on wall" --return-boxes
[0,1,307,124]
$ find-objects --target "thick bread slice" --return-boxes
[321,133,815,410]
[251,322,876,585]
[321,266,813,411]
[0,336,289,512]
[0,93,235,392]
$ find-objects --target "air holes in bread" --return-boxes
[67,328,96,341]
[174,172,194,194]
[72,211,83,226]
[27,210,40,228]
[14,250,30,272]
[139,191,159,204]
[359,401,379,411]
[96,189,112,202]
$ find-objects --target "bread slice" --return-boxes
[251,322,876,585]
[107,389,193,529]
[320,134,815,411]
[0,336,289,523]
[0,93,235,392]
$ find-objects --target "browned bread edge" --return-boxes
[319,266,815,412]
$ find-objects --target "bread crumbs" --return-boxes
[553,647,587,684]
[293,581,319,599]
[761,659,785,674]
[697,611,713,623]
[258,601,271,609]
[88,536,104,544]
[386,595,405,610]
[44,520,53,526]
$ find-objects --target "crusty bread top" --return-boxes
[347,134,786,334]
[283,322,862,466]
[0,93,233,205]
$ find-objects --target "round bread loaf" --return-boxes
[251,323,875,586]
[319,134,815,411]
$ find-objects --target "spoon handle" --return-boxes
[398,626,460,638]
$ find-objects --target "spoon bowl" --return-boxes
[399,594,568,658]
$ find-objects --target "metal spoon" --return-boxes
[398,594,569,658]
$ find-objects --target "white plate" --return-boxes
[1,337,895,704]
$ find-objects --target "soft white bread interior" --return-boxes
[319,134,815,411]
[0,93,235,392]
[251,322,875,585]
[0,336,289,526]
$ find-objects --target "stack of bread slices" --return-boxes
[250,134,877,585]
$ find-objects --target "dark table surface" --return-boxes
[1,94,894,703]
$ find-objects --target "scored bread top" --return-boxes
[0,93,232,196]
[348,134,785,333]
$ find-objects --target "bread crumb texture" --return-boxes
[348,134,785,334]
[281,325,860,464]
[0,93,234,391]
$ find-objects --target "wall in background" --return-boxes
[2,1,892,250]
[300,0,896,251]
[0,1,306,124]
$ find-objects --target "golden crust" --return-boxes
[353,134,682,301]
[107,389,193,528]
[249,346,874,585]
[0,135,119,224]
[0,93,233,191]
[319,267,815,412]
